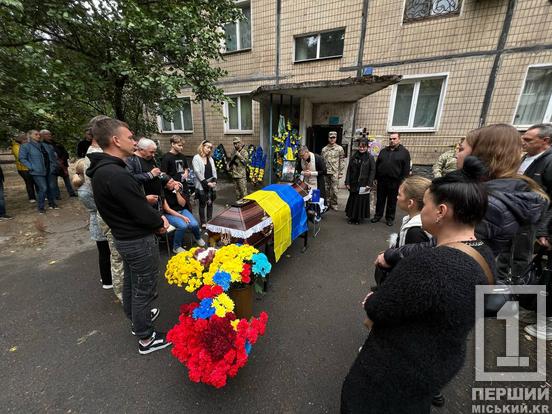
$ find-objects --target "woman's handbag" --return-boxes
[515,247,547,311]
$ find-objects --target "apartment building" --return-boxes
[155,0,552,167]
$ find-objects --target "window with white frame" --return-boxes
[294,29,345,62]
[388,76,447,131]
[224,95,252,132]
[513,65,552,128]
[159,98,193,133]
[224,1,251,53]
[403,0,462,23]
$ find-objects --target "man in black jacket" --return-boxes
[87,118,171,355]
[509,124,552,273]
[371,132,411,226]
[517,123,552,340]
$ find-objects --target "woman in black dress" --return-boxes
[345,138,376,224]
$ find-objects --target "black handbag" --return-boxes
[515,248,547,311]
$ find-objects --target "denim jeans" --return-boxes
[32,174,56,210]
[166,209,201,249]
[115,235,159,339]
[0,179,6,216]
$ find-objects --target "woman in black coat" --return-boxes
[345,138,376,224]
[341,158,494,413]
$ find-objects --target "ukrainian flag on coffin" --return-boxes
[245,184,308,262]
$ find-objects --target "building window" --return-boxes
[388,76,447,131]
[294,29,345,62]
[224,95,253,133]
[514,66,552,128]
[224,1,251,53]
[159,98,193,133]
[403,0,461,23]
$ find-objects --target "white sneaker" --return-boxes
[29,199,36,203]
[195,238,206,247]
[173,246,186,254]
[524,318,552,341]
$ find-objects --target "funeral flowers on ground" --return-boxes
[165,244,271,388]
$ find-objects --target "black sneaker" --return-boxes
[131,308,160,335]
[432,392,445,407]
[138,331,171,355]
[370,217,381,223]
[38,209,46,214]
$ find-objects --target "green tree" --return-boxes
[0,0,241,149]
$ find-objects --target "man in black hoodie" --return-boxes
[87,118,171,355]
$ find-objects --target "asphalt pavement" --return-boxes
[1,183,549,413]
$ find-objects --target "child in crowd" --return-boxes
[374,176,432,286]
[389,175,432,248]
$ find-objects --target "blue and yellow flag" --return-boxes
[245,184,308,261]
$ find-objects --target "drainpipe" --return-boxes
[200,100,207,141]
[351,0,370,139]
[275,0,282,86]
[479,0,517,127]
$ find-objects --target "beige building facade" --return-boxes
[155,0,552,166]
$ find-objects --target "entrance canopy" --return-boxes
[251,75,401,103]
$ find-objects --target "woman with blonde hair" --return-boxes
[457,123,548,280]
[192,140,217,227]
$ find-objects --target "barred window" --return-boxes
[403,0,461,23]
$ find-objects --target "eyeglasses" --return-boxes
[329,136,337,139]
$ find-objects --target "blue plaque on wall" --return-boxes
[329,116,340,125]
[362,67,373,76]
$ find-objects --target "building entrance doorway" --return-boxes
[307,125,343,155]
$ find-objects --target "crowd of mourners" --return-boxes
[2,117,551,413]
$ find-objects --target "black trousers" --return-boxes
[96,240,112,285]
[18,170,36,200]
[374,178,401,221]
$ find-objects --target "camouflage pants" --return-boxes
[325,174,340,208]
[233,177,248,200]
[98,214,124,303]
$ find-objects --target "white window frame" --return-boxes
[223,0,252,54]
[387,73,448,133]
[293,28,345,63]
[157,97,194,134]
[223,92,254,134]
[512,64,552,130]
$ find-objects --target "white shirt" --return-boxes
[519,152,545,174]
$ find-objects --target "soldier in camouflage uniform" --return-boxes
[227,137,249,200]
[432,145,458,178]
[321,131,345,210]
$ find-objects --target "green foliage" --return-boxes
[0,0,241,150]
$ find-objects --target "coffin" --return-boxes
[206,180,310,249]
